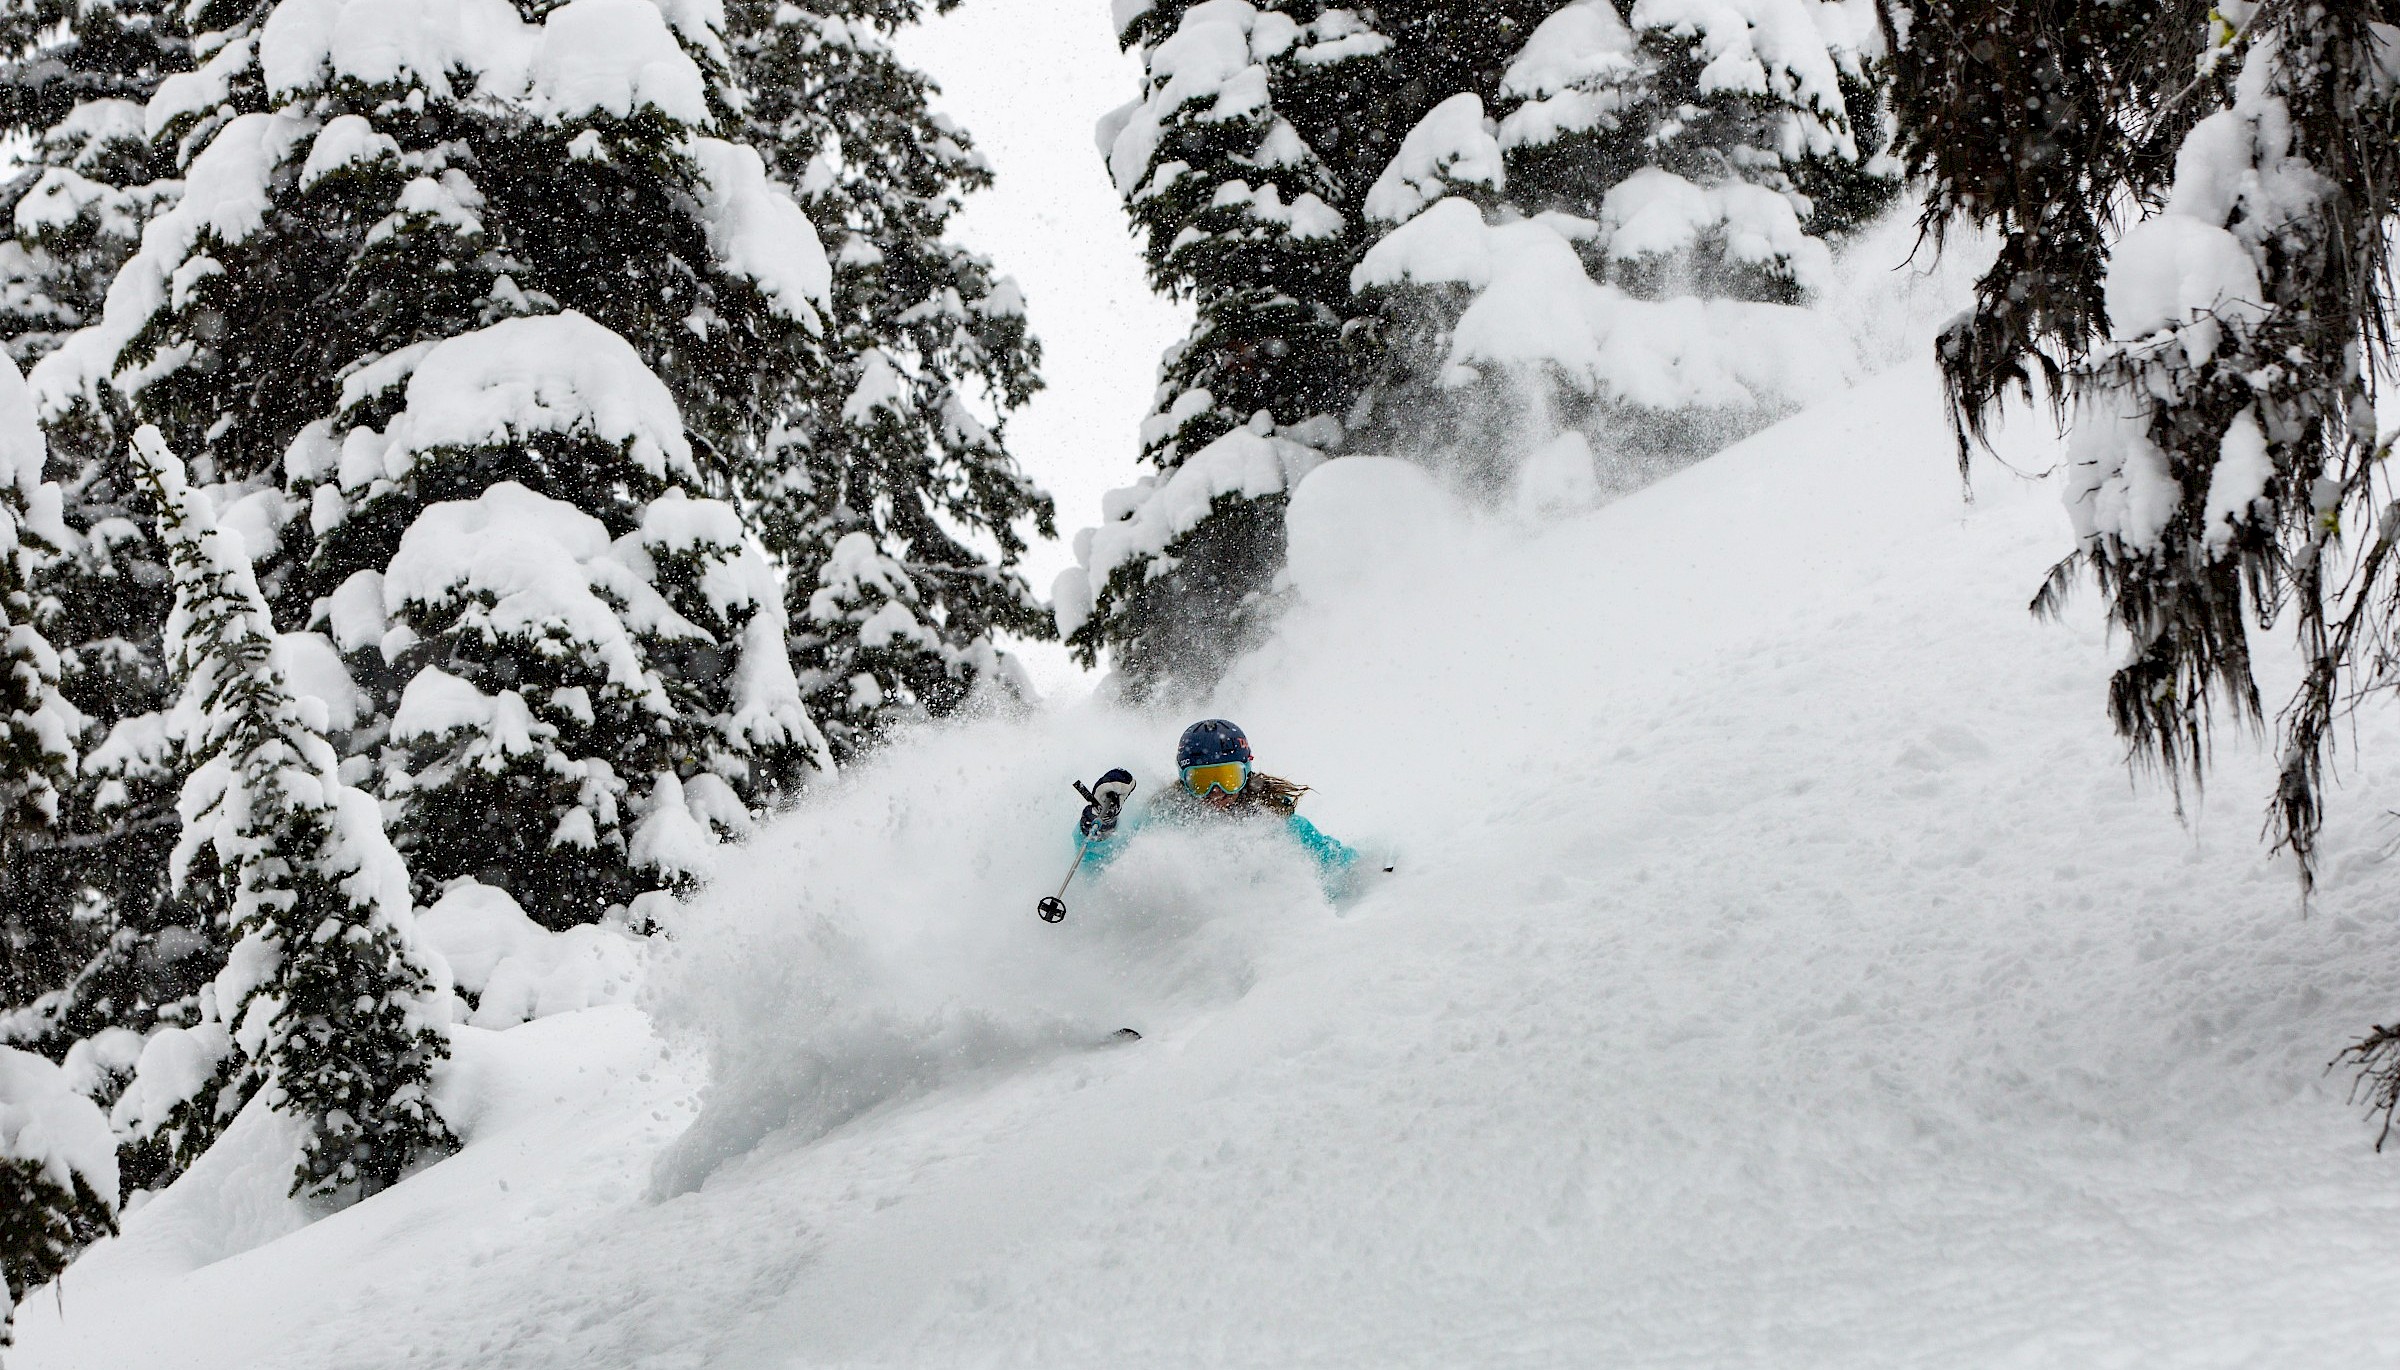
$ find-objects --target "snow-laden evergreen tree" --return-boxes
[0,348,90,1050]
[0,1044,117,1347]
[311,314,824,929]
[0,0,196,1071]
[0,386,192,1063]
[1353,0,1894,467]
[125,425,451,1199]
[724,0,1052,758]
[0,0,187,143]
[31,0,836,928]
[61,0,825,506]
[1064,0,1894,692]
[1883,1,2400,1131]
[1060,0,1387,687]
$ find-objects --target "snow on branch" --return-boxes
[260,0,709,124]
[1364,94,1504,226]
[339,312,697,489]
[0,1045,118,1346]
[1054,428,1322,640]
[1354,197,1852,415]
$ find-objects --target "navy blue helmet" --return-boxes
[1176,718,1253,769]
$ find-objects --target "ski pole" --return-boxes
[1040,776,1124,923]
[1041,777,1132,926]
[1037,831,1091,923]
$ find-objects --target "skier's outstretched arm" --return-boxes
[1285,814,1359,890]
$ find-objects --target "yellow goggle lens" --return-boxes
[1183,762,1248,797]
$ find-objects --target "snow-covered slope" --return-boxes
[20,362,2400,1367]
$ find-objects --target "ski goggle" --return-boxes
[1182,761,1249,797]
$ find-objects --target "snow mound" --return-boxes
[298,114,400,189]
[1503,0,1638,104]
[685,137,831,325]
[105,1095,312,1271]
[1599,165,1831,291]
[1626,0,1873,160]
[1281,455,1459,599]
[0,1046,119,1204]
[417,882,643,1029]
[2104,214,2263,341]
[1363,92,1503,225]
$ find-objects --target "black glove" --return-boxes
[1078,768,1136,838]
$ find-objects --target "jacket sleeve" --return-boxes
[1285,815,1359,890]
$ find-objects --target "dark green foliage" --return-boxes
[0,362,193,1084]
[0,408,79,1048]
[0,102,183,366]
[1073,2,1435,690]
[1107,1,1520,471]
[1083,485,1292,689]
[1796,64,1905,241]
[268,885,453,1199]
[346,423,811,930]
[0,0,188,362]
[1878,0,2211,466]
[305,403,674,913]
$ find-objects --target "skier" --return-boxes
[1075,719,1359,892]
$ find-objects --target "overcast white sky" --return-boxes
[897,2,1190,695]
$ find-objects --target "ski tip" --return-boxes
[1112,1027,1142,1042]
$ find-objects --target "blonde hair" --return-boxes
[1242,772,1309,816]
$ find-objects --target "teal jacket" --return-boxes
[1078,789,1359,894]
